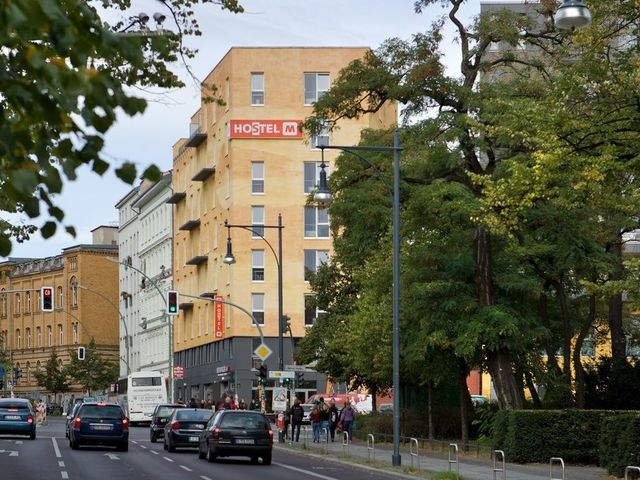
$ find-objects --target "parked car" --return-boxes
[198,409,273,465]
[471,395,489,406]
[378,403,393,414]
[163,408,213,452]
[150,404,186,442]
[0,398,36,440]
[68,402,129,451]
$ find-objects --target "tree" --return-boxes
[34,350,71,398]
[0,0,244,255]
[66,338,119,394]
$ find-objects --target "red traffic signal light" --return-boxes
[41,286,54,311]
[167,290,179,316]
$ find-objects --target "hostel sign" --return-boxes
[214,295,224,340]
[229,120,302,139]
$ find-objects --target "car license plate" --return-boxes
[189,436,199,442]
[92,424,112,431]
[236,439,254,444]
[4,415,20,420]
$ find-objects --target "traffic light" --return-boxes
[295,372,304,384]
[282,377,291,388]
[77,346,86,361]
[13,367,21,380]
[41,286,54,311]
[257,364,268,379]
[167,290,179,315]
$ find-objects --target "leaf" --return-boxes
[0,236,12,256]
[115,162,137,184]
[41,221,57,239]
[142,164,162,182]
[10,169,39,196]
[65,226,77,237]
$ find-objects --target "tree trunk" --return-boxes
[475,226,522,409]
[574,295,596,409]
[556,284,573,385]
[524,371,541,408]
[608,240,626,364]
[458,360,471,450]
[370,384,377,412]
[427,381,434,441]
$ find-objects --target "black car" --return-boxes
[65,401,85,438]
[163,408,213,452]
[68,402,129,451]
[150,404,185,442]
[198,410,273,465]
[0,398,36,440]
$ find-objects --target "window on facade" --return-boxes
[251,293,265,326]
[304,161,329,193]
[69,256,78,271]
[251,73,264,105]
[304,250,329,281]
[304,207,330,238]
[311,119,329,148]
[252,250,265,281]
[304,294,327,326]
[15,293,21,314]
[251,162,264,194]
[25,292,31,313]
[251,206,265,238]
[1,291,7,317]
[26,328,31,348]
[36,327,42,347]
[225,165,231,197]
[73,323,78,344]
[47,326,52,346]
[57,286,63,309]
[304,72,329,105]
[71,278,78,307]
[16,329,21,349]
[225,77,230,111]
[58,324,64,345]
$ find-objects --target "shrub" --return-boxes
[599,413,640,477]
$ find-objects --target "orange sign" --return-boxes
[229,120,303,139]
[214,296,224,340]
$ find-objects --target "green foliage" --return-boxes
[33,350,70,396]
[493,410,626,464]
[584,357,640,410]
[599,413,640,477]
[0,0,244,255]
[65,338,118,393]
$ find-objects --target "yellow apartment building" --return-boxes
[0,227,120,401]
[170,47,396,407]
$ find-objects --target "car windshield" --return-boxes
[80,405,123,419]
[0,401,29,410]
[175,410,212,421]
[156,406,177,417]
[219,413,268,429]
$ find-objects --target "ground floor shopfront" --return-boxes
[173,336,326,411]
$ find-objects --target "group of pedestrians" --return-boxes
[287,397,356,443]
[181,394,248,411]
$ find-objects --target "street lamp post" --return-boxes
[74,283,131,375]
[224,215,285,371]
[105,257,173,401]
[315,130,402,466]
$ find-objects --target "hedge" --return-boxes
[599,413,640,477]
[492,409,631,464]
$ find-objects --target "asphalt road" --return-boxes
[0,418,402,480]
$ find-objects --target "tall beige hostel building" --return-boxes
[0,226,120,400]
[170,47,396,407]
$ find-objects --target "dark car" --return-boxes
[150,404,186,442]
[198,410,273,465]
[163,408,213,452]
[0,398,36,440]
[65,401,85,438]
[68,402,129,451]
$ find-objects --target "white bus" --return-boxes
[117,371,167,424]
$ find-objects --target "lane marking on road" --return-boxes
[200,476,213,480]
[52,437,62,458]
[61,472,69,479]
[58,461,65,467]
[132,440,138,444]
[140,445,147,449]
[15,441,23,445]
[180,465,192,472]
[150,450,159,455]
[163,456,174,462]
[274,463,340,480]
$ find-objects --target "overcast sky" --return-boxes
[4,0,480,259]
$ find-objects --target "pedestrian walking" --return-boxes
[328,401,339,441]
[338,399,356,442]
[310,404,321,442]
[289,398,304,442]
[318,397,330,441]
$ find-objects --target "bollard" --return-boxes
[367,434,375,461]
[342,430,350,457]
[625,466,640,480]
[449,443,459,475]
[492,450,506,480]
[550,457,565,480]
[409,437,419,470]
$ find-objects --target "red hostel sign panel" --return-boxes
[214,296,224,340]
[229,120,302,139]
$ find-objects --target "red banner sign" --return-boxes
[214,296,224,340]
[229,120,303,139]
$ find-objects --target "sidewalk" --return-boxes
[275,429,612,480]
